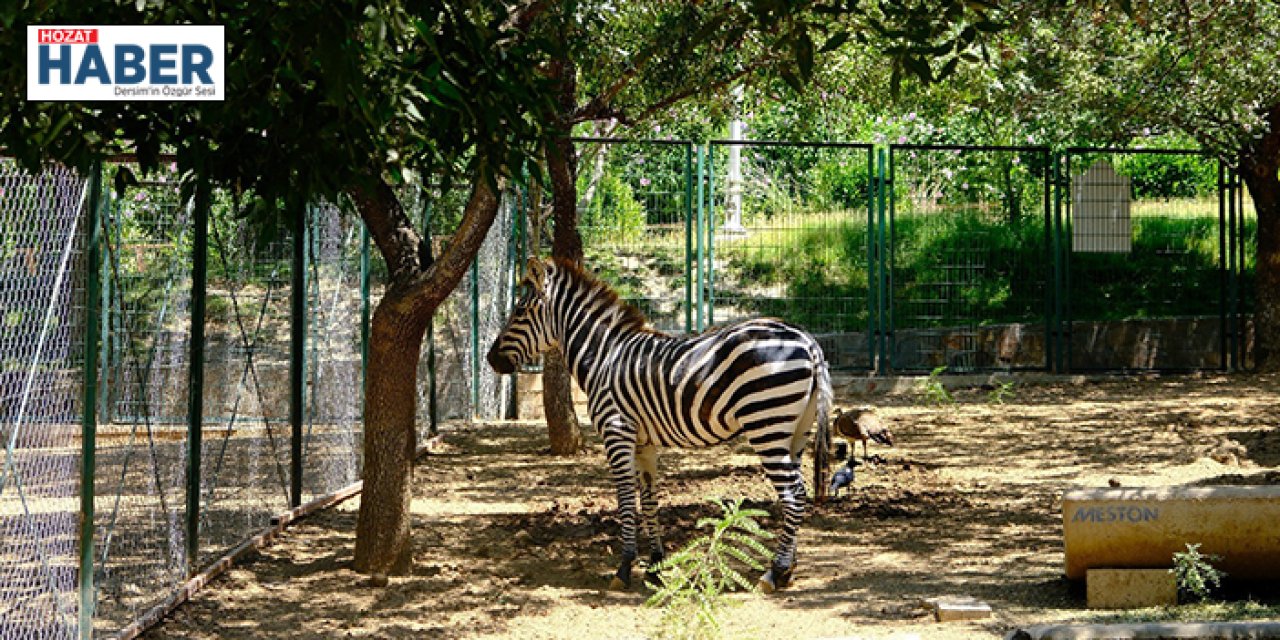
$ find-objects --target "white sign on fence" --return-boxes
[1072,159,1132,253]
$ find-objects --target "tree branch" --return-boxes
[400,172,502,315]
[350,179,425,284]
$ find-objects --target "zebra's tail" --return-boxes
[812,347,834,503]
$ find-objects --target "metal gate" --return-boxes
[887,145,1053,373]
[1055,149,1244,372]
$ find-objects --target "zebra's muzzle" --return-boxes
[487,346,516,374]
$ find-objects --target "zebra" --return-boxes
[486,258,832,592]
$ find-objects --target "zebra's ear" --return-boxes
[526,258,546,293]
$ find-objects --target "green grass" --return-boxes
[708,201,1257,330]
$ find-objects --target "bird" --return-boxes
[832,406,894,462]
[828,461,857,498]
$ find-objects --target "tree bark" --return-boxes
[1240,106,1280,371]
[540,53,586,455]
[350,174,502,574]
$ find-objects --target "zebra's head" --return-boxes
[487,258,556,375]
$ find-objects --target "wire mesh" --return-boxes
[301,201,364,500]
[1063,150,1226,371]
[708,142,875,371]
[197,190,293,570]
[92,162,191,633]
[890,146,1051,373]
[0,159,87,639]
[574,139,693,333]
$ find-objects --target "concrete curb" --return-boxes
[1006,622,1280,640]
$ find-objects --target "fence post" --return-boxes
[79,160,104,640]
[1218,161,1229,371]
[705,144,716,327]
[684,145,694,333]
[421,195,438,435]
[360,218,370,413]
[867,148,879,374]
[185,178,210,572]
[695,145,706,332]
[470,252,480,418]
[880,147,893,373]
[1043,151,1055,373]
[289,201,307,508]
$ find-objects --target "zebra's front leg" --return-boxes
[603,430,640,590]
[636,445,665,584]
[755,451,808,593]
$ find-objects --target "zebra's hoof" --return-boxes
[758,564,794,593]
[609,575,629,591]
[643,569,664,587]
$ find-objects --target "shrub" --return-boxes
[646,498,775,640]
[580,172,647,244]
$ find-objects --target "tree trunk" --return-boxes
[1240,113,1280,371]
[541,54,586,455]
[353,297,427,574]
[350,174,502,574]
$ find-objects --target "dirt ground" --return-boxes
[144,374,1280,640]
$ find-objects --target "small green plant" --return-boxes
[1172,543,1226,602]
[920,365,954,405]
[988,380,1016,404]
[646,498,775,640]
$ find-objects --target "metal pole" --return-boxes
[1227,165,1240,369]
[79,160,104,640]
[1043,150,1053,373]
[1218,161,1228,371]
[870,146,880,373]
[423,197,438,435]
[705,144,716,327]
[289,201,307,508]
[684,144,694,333]
[185,178,210,571]
[695,145,706,332]
[360,221,370,407]
[881,147,893,373]
[1061,154,1073,372]
[470,250,480,418]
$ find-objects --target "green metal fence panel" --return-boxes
[0,158,88,639]
[1061,149,1228,372]
[573,138,695,334]
[1229,169,1258,371]
[706,141,876,372]
[888,145,1052,373]
[93,161,193,632]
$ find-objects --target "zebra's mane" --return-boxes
[551,258,657,334]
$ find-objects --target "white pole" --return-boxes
[723,86,747,235]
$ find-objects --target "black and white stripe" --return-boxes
[487,258,832,592]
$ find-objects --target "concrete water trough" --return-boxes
[1063,486,1280,581]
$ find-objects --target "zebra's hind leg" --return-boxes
[751,444,808,593]
[636,445,665,585]
[603,429,640,590]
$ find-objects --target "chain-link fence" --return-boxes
[0,158,87,639]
